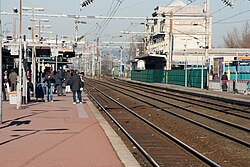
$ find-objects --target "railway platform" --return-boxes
[0,93,140,167]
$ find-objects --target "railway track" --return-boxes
[108,78,250,120]
[88,85,218,167]
[85,78,250,167]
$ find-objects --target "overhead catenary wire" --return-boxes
[87,0,122,41]
[213,8,250,24]
[92,0,125,41]
[212,0,250,24]
[120,0,153,10]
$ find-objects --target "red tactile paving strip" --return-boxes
[0,95,123,167]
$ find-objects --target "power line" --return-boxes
[88,1,120,40]
[120,0,153,10]
[217,19,250,24]
[213,8,250,24]
[91,0,125,41]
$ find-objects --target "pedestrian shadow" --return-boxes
[0,120,31,130]
[1,111,49,126]
[0,128,69,146]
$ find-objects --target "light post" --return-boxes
[23,7,45,42]
[13,8,18,42]
[120,46,123,77]
[201,55,204,89]
[17,0,23,109]
[184,44,187,87]
[23,7,45,98]
[74,18,86,43]
[31,18,49,95]
[0,0,3,123]
[99,49,102,78]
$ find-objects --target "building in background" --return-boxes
[145,0,211,69]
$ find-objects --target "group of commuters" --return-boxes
[39,69,85,104]
[2,68,85,104]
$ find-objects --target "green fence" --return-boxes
[167,69,207,88]
[131,69,207,88]
[131,70,166,83]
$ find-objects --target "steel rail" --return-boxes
[87,79,250,148]
[87,84,221,167]
[116,79,250,115]
[97,79,250,132]
[114,78,250,115]
[107,78,250,119]
[87,91,161,167]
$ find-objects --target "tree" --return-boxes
[223,22,250,48]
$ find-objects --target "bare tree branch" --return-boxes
[223,22,250,48]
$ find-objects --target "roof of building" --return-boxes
[169,0,186,7]
[135,53,166,60]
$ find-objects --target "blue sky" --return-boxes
[1,0,250,48]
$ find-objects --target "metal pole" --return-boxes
[204,0,210,60]
[204,0,210,89]
[13,10,17,42]
[55,35,58,71]
[120,46,123,77]
[168,12,173,70]
[96,37,99,78]
[184,44,187,87]
[75,18,78,42]
[56,54,58,71]
[99,49,102,78]
[201,56,204,89]
[17,0,23,109]
[32,10,36,97]
[92,44,95,77]
[0,0,3,124]
[185,60,187,87]
[22,40,27,104]
[236,61,238,92]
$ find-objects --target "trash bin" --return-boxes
[9,91,17,104]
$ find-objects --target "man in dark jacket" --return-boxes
[69,70,83,104]
[54,69,63,96]
[9,69,17,91]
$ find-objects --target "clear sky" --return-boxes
[1,0,250,48]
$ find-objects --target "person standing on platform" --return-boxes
[2,70,10,101]
[27,78,34,102]
[61,70,66,96]
[64,70,71,93]
[43,72,55,102]
[9,69,17,91]
[69,70,83,104]
[54,69,63,96]
[221,72,228,91]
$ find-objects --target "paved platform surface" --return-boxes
[0,93,140,167]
